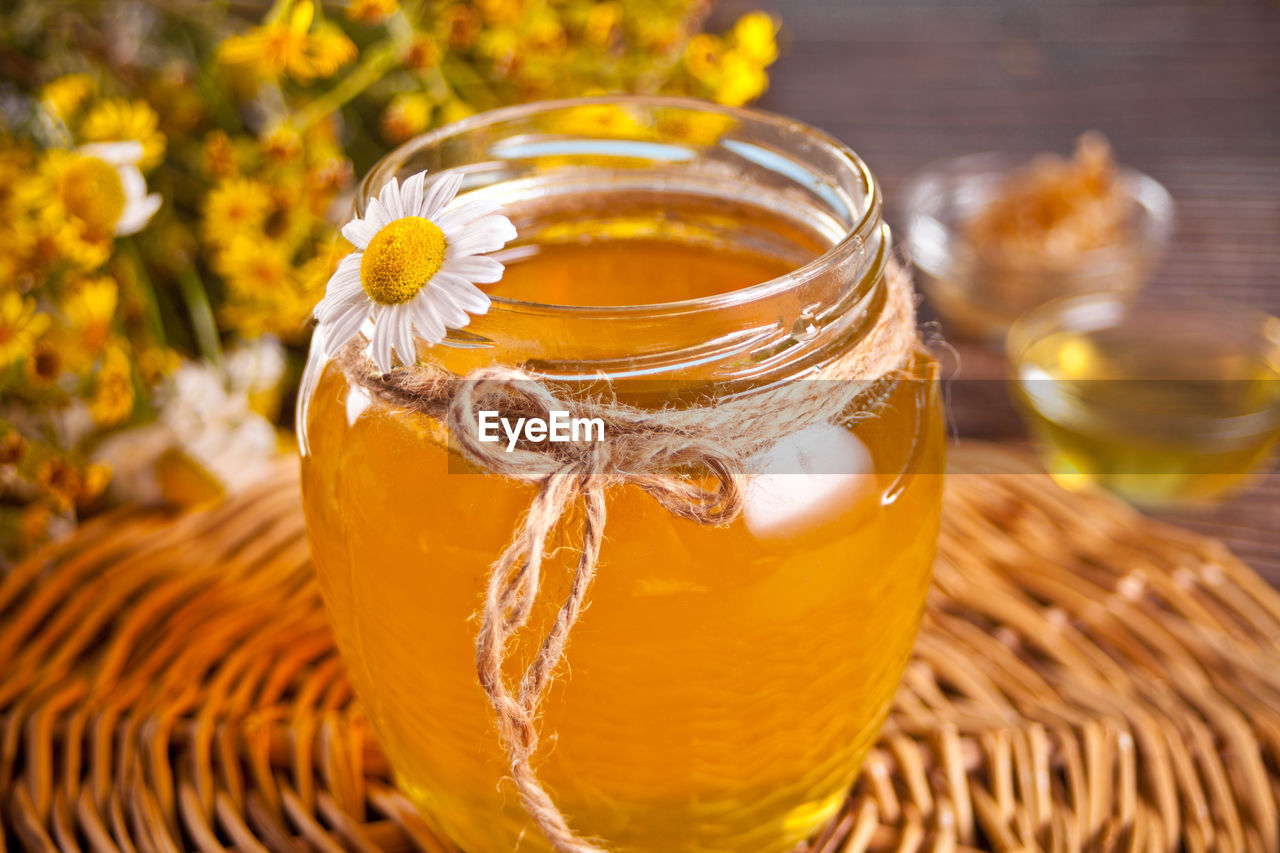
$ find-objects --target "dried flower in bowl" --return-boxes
[965,133,1132,268]
[902,134,1174,341]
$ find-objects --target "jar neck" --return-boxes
[357,96,890,386]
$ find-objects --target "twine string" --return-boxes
[334,261,919,852]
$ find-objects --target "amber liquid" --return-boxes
[1016,325,1280,506]
[301,237,944,852]
[490,239,794,305]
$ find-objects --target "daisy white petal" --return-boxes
[390,305,418,367]
[439,277,492,315]
[315,257,363,318]
[342,217,380,249]
[315,284,361,323]
[297,328,327,450]
[422,285,472,328]
[378,177,404,221]
[420,171,464,219]
[370,306,395,373]
[409,293,447,342]
[77,140,144,167]
[324,302,370,355]
[477,213,519,243]
[118,163,147,200]
[115,192,161,236]
[490,245,540,264]
[330,252,363,287]
[434,199,506,234]
[401,171,426,219]
[363,196,392,229]
[441,255,505,284]
[446,220,517,258]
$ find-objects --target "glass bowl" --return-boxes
[1006,292,1280,508]
[902,152,1174,341]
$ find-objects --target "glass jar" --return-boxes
[299,97,944,853]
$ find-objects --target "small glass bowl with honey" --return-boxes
[1007,292,1280,508]
[902,134,1174,340]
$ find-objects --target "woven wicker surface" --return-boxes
[1,443,1278,853]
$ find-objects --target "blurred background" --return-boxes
[749,0,1280,581]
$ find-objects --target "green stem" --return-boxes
[121,239,168,351]
[295,40,402,129]
[175,265,225,368]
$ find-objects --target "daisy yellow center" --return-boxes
[360,216,447,305]
[60,156,126,236]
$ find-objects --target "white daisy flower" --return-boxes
[314,169,517,373]
[73,141,162,236]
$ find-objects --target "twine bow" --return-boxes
[333,260,919,852]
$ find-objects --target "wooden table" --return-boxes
[755,0,1280,583]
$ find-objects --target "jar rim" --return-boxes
[357,95,882,319]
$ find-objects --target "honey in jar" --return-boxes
[299,98,945,853]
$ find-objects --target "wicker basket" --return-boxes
[2,443,1278,852]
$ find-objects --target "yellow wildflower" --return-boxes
[218,235,296,297]
[478,28,520,74]
[218,234,313,338]
[0,148,34,219]
[684,34,724,81]
[261,124,303,162]
[80,462,112,505]
[381,93,433,142]
[303,154,352,209]
[439,99,475,125]
[731,12,779,66]
[25,335,64,387]
[346,0,398,24]
[524,11,566,54]
[41,74,95,121]
[0,292,50,369]
[218,1,356,84]
[633,15,681,52]
[137,346,181,384]
[442,5,480,49]
[714,50,770,107]
[63,276,118,355]
[31,211,112,273]
[551,103,648,138]
[405,35,440,70]
[203,178,274,247]
[583,3,621,48]
[36,456,82,511]
[0,430,25,467]
[90,345,135,426]
[79,99,166,170]
[19,501,56,547]
[476,0,523,26]
[202,130,239,179]
[655,111,735,147]
[298,237,348,307]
